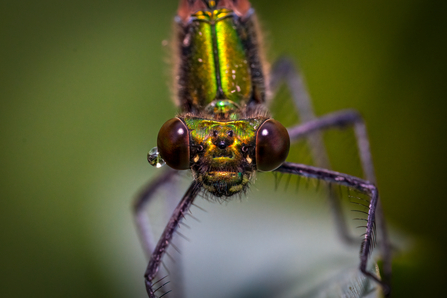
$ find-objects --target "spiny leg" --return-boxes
[270,58,391,284]
[134,169,186,297]
[275,162,390,296]
[163,175,186,297]
[286,109,393,285]
[145,181,202,298]
[270,58,356,245]
[287,109,374,180]
[133,168,179,259]
[270,57,330,167]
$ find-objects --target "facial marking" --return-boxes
[183,116,266,197]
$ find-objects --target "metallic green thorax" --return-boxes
[177,7,266,112]
[185,8,251,105]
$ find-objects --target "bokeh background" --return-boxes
[1,0,446,297]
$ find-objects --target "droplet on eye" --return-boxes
[157,118,190,170]
[147,147,166,168]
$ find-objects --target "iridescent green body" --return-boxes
[154,2,278,197]
[176,5,266,112]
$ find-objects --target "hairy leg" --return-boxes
[270,58,392,288]
[275,162,390,296]
[133,168,179,259]
[144,181,202,298]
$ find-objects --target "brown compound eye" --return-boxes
[255,119,290,171]
[157,118,190,170]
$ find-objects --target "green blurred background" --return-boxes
[1,0,446,297]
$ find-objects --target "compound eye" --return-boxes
[255,119,290,171]
[157,118,190,170]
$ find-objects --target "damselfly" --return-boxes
[134,1,392,297]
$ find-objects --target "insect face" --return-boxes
[186,117,261,197]
[156,114,290,198]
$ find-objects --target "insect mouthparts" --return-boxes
[212,150,233,158]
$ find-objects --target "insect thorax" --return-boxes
[175,3,267,113]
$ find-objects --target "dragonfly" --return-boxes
[134,0,392,297]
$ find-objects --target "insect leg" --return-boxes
[269,58,356,246]
[144,181,202,298]
[275,162,390,296]
[270,58,391,284]
[288,110,374,180]
[133,168,179,259]
[270,57,330,166]
[286,109,392,285]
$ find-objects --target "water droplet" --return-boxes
[147,147,166,168]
